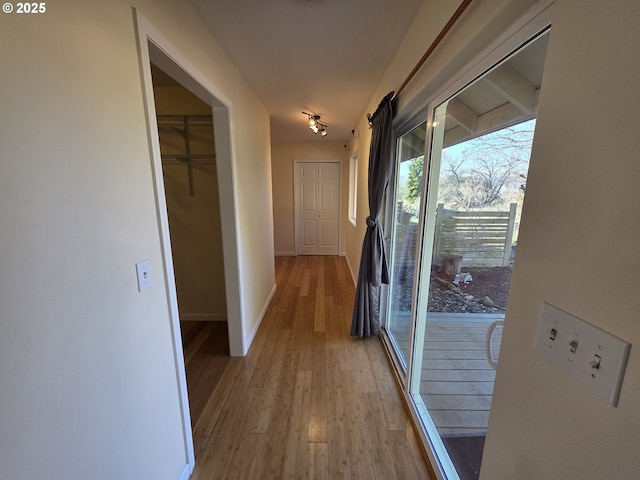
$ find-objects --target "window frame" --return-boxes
[348,151,358,226]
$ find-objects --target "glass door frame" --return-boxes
[381,106,460,477]
[381,113,429,385]
[379,4,554,479]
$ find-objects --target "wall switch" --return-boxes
[135,260,152,292]
[535,302,631,406]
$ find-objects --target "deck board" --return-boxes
[389,314,504,437]
[424,318,502,436]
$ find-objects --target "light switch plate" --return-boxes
[135,260,151,292]
[535,302,631,406]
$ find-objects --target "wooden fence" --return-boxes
[392,203,517,269]
[432,203,517,267]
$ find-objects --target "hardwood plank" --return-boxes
[186,256,433,480]
[282,370,313,479]
[387,427,432,480]
[180,321,232,428]
[213,386,265,479]
[193,358,248,436]
[360,393,400,480]
[309,442,329,480]
[301,268,311,296]
[343,368,376,480]
[314,285,326,332]
[238,434,269,479]
[260,347,300,478]
[367,338,406,431]
[250,330,292,434]
[326,349,354,480]
[308,347,328,443]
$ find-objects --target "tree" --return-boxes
[404,155,424,204]
[439,123,533,210]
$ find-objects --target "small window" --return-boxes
[348,152,358,225]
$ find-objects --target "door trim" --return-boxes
[134,9,246,475]
[293,159,342,256]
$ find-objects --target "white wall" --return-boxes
[482,1,640,478]
[0,0,274,478]
[343,124,371,282]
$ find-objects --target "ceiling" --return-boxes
[442,31,549,147]
[188,0,423,142]
[398,31,549,159]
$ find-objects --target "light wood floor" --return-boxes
[185,255,433,480]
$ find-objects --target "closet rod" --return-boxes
[161,154,216,161]
[156,115,213,122]
[393,0,473,100]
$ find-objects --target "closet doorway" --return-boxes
[150,66,232,427]
[150,66,228,326]
[136,13,246,471]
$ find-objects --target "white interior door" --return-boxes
[296,161,340,255]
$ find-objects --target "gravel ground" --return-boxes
[393,266,513,314]
[429,267,512,313]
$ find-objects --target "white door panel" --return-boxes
[302,220,317,248]
[296,161,340,255]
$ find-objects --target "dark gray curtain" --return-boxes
[351,91,395,337]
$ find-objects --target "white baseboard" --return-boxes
[177,462,192,480]
[345,256,357,286]
[275,251,296,256]
[180,313,227,322]
[244,283,277,353]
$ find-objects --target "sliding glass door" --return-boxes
[382,27,550,480]
[385,122,427,371]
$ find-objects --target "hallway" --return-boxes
[187,255,432,479]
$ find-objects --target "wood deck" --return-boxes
[389,313,503,437]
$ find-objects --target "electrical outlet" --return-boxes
[535,302,631,406]
[135,260,152,292]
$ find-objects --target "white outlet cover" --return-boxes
[135,260,152,292]
[535,302,631,406]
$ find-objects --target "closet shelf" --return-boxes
[161,154,216,165]
[157,115,215,196]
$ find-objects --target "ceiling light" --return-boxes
[302,112,328,137]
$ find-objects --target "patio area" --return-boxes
[389,313,504,437]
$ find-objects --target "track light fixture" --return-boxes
[302,111,328,137]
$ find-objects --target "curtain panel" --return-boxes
[350,91,395,338]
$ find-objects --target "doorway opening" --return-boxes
[149,64,232,431]
[135,10,245,473]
